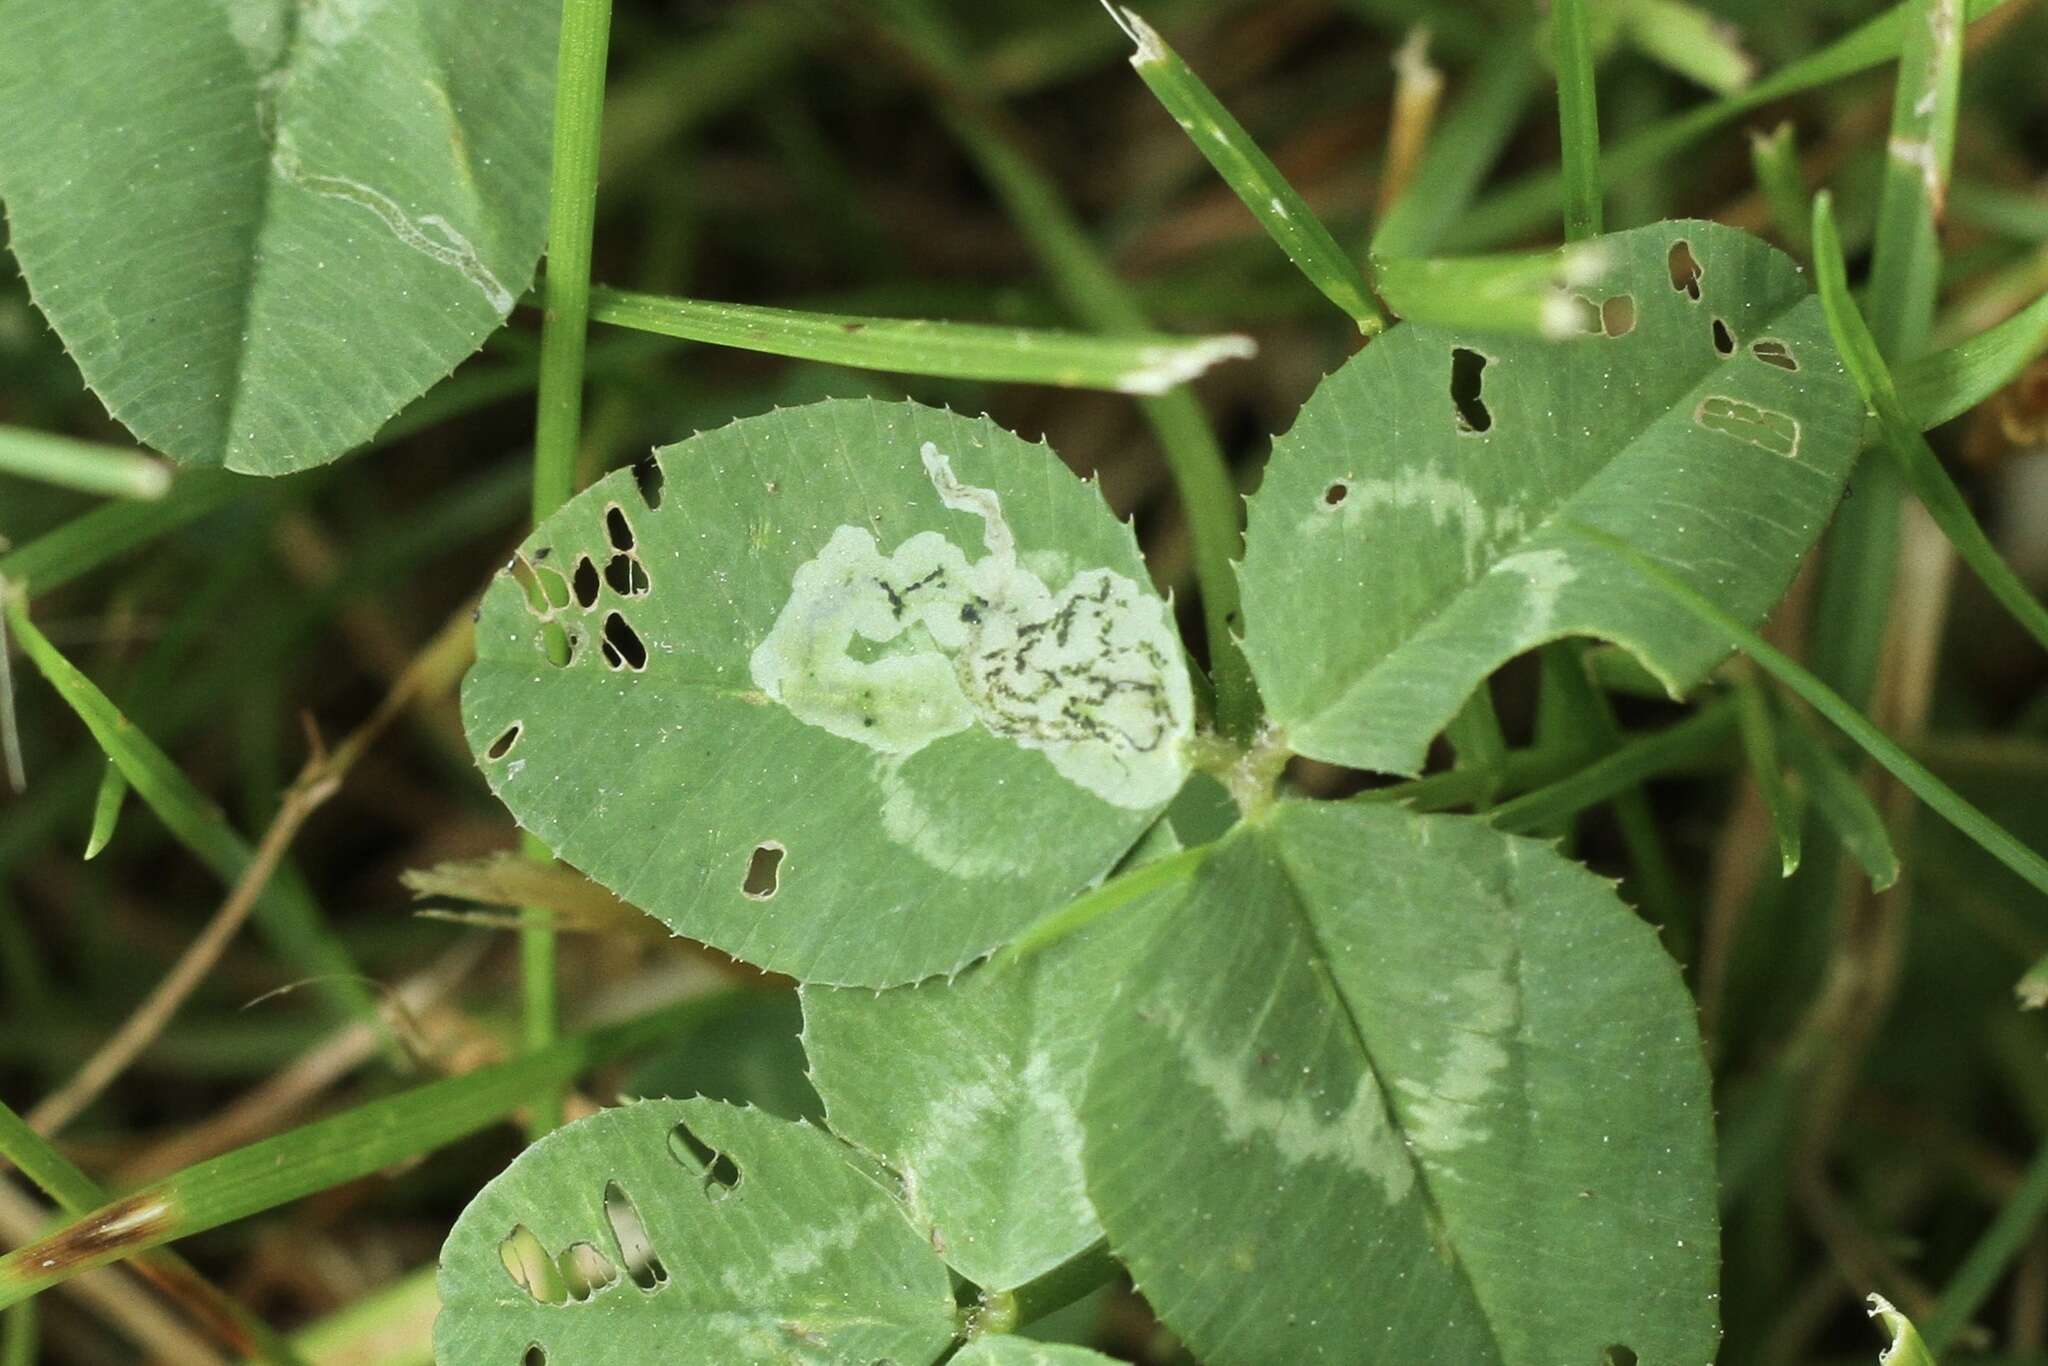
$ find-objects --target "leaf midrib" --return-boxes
[1258,820,1521,1366]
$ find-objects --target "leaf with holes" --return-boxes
[0,0,555,473]
[1240,220,1863,773]
[463,399,1196,986]
[799,822,1182,1290]
[1081,801,1719,1365]
[433,1098,959,1365]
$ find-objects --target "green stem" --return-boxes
[524,0,616,1137]
[1551,0,1603,241]
[532,0,614,525]
[1921,1135,2048,1353]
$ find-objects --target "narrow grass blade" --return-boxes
[1866,0,1963,362]
[1101,5,1384,333]
[1373,36,1543,258]
[0,472,244,596]
[1444,684,1510,809]
[82,760,126,861]
[0,999,719,1309]
[1491,700,1738,837]
[998,843,1208,963]
[588,286,1254,393]
[1735,677,1802,877]
[1896,286,2048,430]
[1949,179,2048,243]
[1779,708,1901,891]
[1446,0,2013,252]
[1748,121,1811,259]
[1374,246,1610,338]
[1812,194,2048,658]
[1921,1137,2048,1352]
[1625,0,1757,95]
[4,598,376,1023]
[0,1101,308,1363]
[0,427,171,500]
[1568,520,2048,901]
[1550,0,1603,241]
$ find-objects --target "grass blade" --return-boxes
[1550,0,1603,241]
[0,1000,721,1310]
[1445,0,2012,252]
[82,760,126,861]
[1812,193,2048,658]
[1625,0,1757,96]
[1920,1138,2048,1352]
[587,286,1254,393]
[0,427,170,500]
[1735,677,1802,877]
[0,472,245,596]
[1896,286,2048,430]
[1778,707,1901,892]
[0,1101,308,1363]
[1372,36,1543,258]
[1748,121,1811,259]
[1374,246,1611,338]
[3,596,377,1025]
[997,843,1208,963]
[1102,5,1385,334]
[1491,700,1738,837]
[1568,520,2048,901]
[1866,0,1963,363]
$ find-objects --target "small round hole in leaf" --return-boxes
[1323,482,1349,506]
[1600,294,1636,337]
[1712,317,1736,356]
[572,556,600,608]
[743,841,784,900]
[487,724,522,760]
[1666,239,1703,300]
[1450,347,1492,434]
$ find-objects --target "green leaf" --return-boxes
[799,826,1182,1291]
[952,1341,1122,1365]
[463,399,1196,986]
[434,1099,959,1365]
[1240,220,1862,775]
[0,0,557,473]
[587,287,1255,394]
[1082,801,1720,1365]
